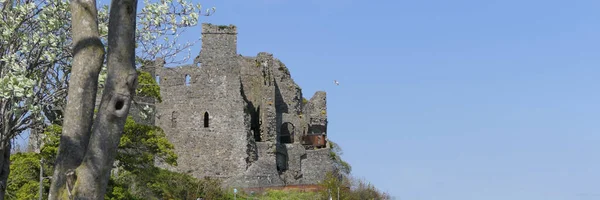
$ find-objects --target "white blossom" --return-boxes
[0,0,213,141]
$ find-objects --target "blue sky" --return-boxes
[19,0,600,199]
[180,0,600,199]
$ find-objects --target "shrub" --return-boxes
[319,172,392,200]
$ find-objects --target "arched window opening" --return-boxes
[280,122,294,144]
[185,74,191,86]
[156,75,160,85]
[203,112,209,128]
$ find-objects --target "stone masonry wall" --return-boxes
[154,60,251,179]
[24,23,335,189]
[151,23,335,189]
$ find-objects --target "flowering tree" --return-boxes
[0,1,71,198]
[135,0,213,65]
[0,0,213,198]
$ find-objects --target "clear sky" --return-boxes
[19,0,600,199]
[178,0,600,199]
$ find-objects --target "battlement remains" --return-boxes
[198,23,238,62]
[201,23,237,34]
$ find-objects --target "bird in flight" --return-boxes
[334,80,339,86]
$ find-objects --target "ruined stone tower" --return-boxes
[21,23,336,189]
[143,23,335,189]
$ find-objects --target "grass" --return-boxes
[242,189,321,200]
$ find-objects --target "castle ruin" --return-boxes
[139,23,336,189]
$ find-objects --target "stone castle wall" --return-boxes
[26,23,336,189]
[108,23,335,188]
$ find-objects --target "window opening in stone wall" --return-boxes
[280,122,294,144]
[204,112,209,128]
[171,111,178,128]
[308,125,326,135]
[156,75,160,85]
[276,152,288,173]
[252,107,261,141]
[185,74,190,86]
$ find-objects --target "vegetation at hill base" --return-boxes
[1,0,391,196]
[8,126,390,199]
[7,70,391,199]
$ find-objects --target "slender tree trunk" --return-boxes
[49,0,137,197]
[48,0,105,198]
[70,0,138,198]
[0,101,12,200]
[0,142,10,200]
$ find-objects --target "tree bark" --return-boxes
[0,99,14,200]
[49,0,138,197]
[0,143,10,200]
[70,0,138,198]
[48,0,105,198]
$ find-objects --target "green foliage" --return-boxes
[40,124,62,163]
[6,152,51,200]
[4,0,217,198]
[339,160,351,175]
[319,171,351,200]
[133,70,161,120]
[105,168,229,200]
[227,189,319,200]
[349,178,392,200]
[258,189,320,200]
[105,176,140,200]
[136,70,162,102]
[327,140,352,175]
[319,172,392,200]
[6,124,63,199]
[117,116,177,172]
[10,118,178,199]
[149,169,223,199]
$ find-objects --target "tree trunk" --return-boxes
[48,0,105,198]
[0,101,12,200]
[49,0,138,197]
[0,143,10,200]
[70,0,138,198]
